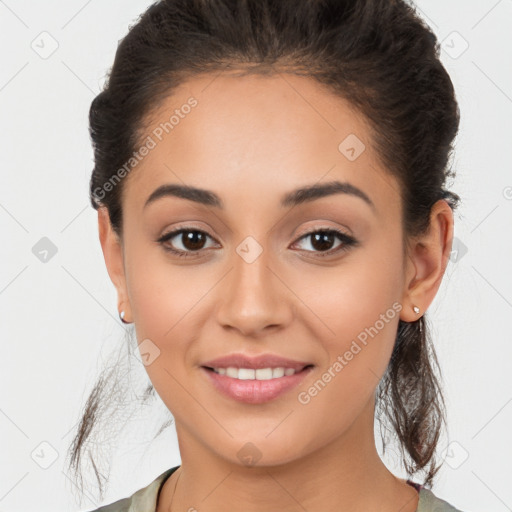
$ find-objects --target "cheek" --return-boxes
[125,256,207,412]
[293,237,404,384]
[291,266,403,442]
[298,259,402,345]
[125,237,209,337]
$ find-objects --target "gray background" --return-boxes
[1,1,511,511]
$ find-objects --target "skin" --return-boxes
[98,72,453,512]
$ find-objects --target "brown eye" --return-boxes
[292,229,358,257]
[157,228,218,257]
[179,230,207,250]
[309,231,337,251]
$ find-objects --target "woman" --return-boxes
[69,0,464,510]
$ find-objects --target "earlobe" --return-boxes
[97,207,132,322]
[400,199,454,322]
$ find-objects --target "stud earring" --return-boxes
[119,310,130,324]
[412,305,420,314]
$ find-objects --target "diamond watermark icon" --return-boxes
[441,441,469,470]
[449,236,468,264]
[32,237,58,263]
[31,441,59,469]
[237,442,262,466]
[132,338,161,366]
[31,31,59,59]
[441,31,469,59]
[338,134,366,161]
[236,236,263,264]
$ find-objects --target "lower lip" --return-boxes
[201,366,313,404]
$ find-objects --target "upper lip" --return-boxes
[201,353,313,372]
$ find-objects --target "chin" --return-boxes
[210,433,312,470]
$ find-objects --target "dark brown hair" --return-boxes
[67,0,460,502]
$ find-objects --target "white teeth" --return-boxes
[272,367,284,378]
[226,367,238,378]
[238,368,255,380]
[255,368,273,380]
[213,366,298,379]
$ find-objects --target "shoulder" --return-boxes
[417,487,464,512]
[84,466,180,512]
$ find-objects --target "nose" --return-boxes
[215,243,295,338]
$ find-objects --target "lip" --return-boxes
[201,352,313,372]
[200,352,314,404]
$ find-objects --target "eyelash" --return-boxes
[156,226,358,259]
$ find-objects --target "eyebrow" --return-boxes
[143,180,375,212]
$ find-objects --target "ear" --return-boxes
[400,199,454,322]
[98,207,131,322]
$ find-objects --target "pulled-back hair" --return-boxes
[67,0,460,502]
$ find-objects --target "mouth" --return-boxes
[200,363,315,404]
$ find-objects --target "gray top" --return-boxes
[86,466,463,512]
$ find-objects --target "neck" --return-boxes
[157,397,419,512]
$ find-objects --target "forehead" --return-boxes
[141,71,371,159]
[124,72,401,216]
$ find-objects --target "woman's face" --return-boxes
[102,72,420,467]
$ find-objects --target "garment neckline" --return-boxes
[406,479,422,493]
[156,468,425,511]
